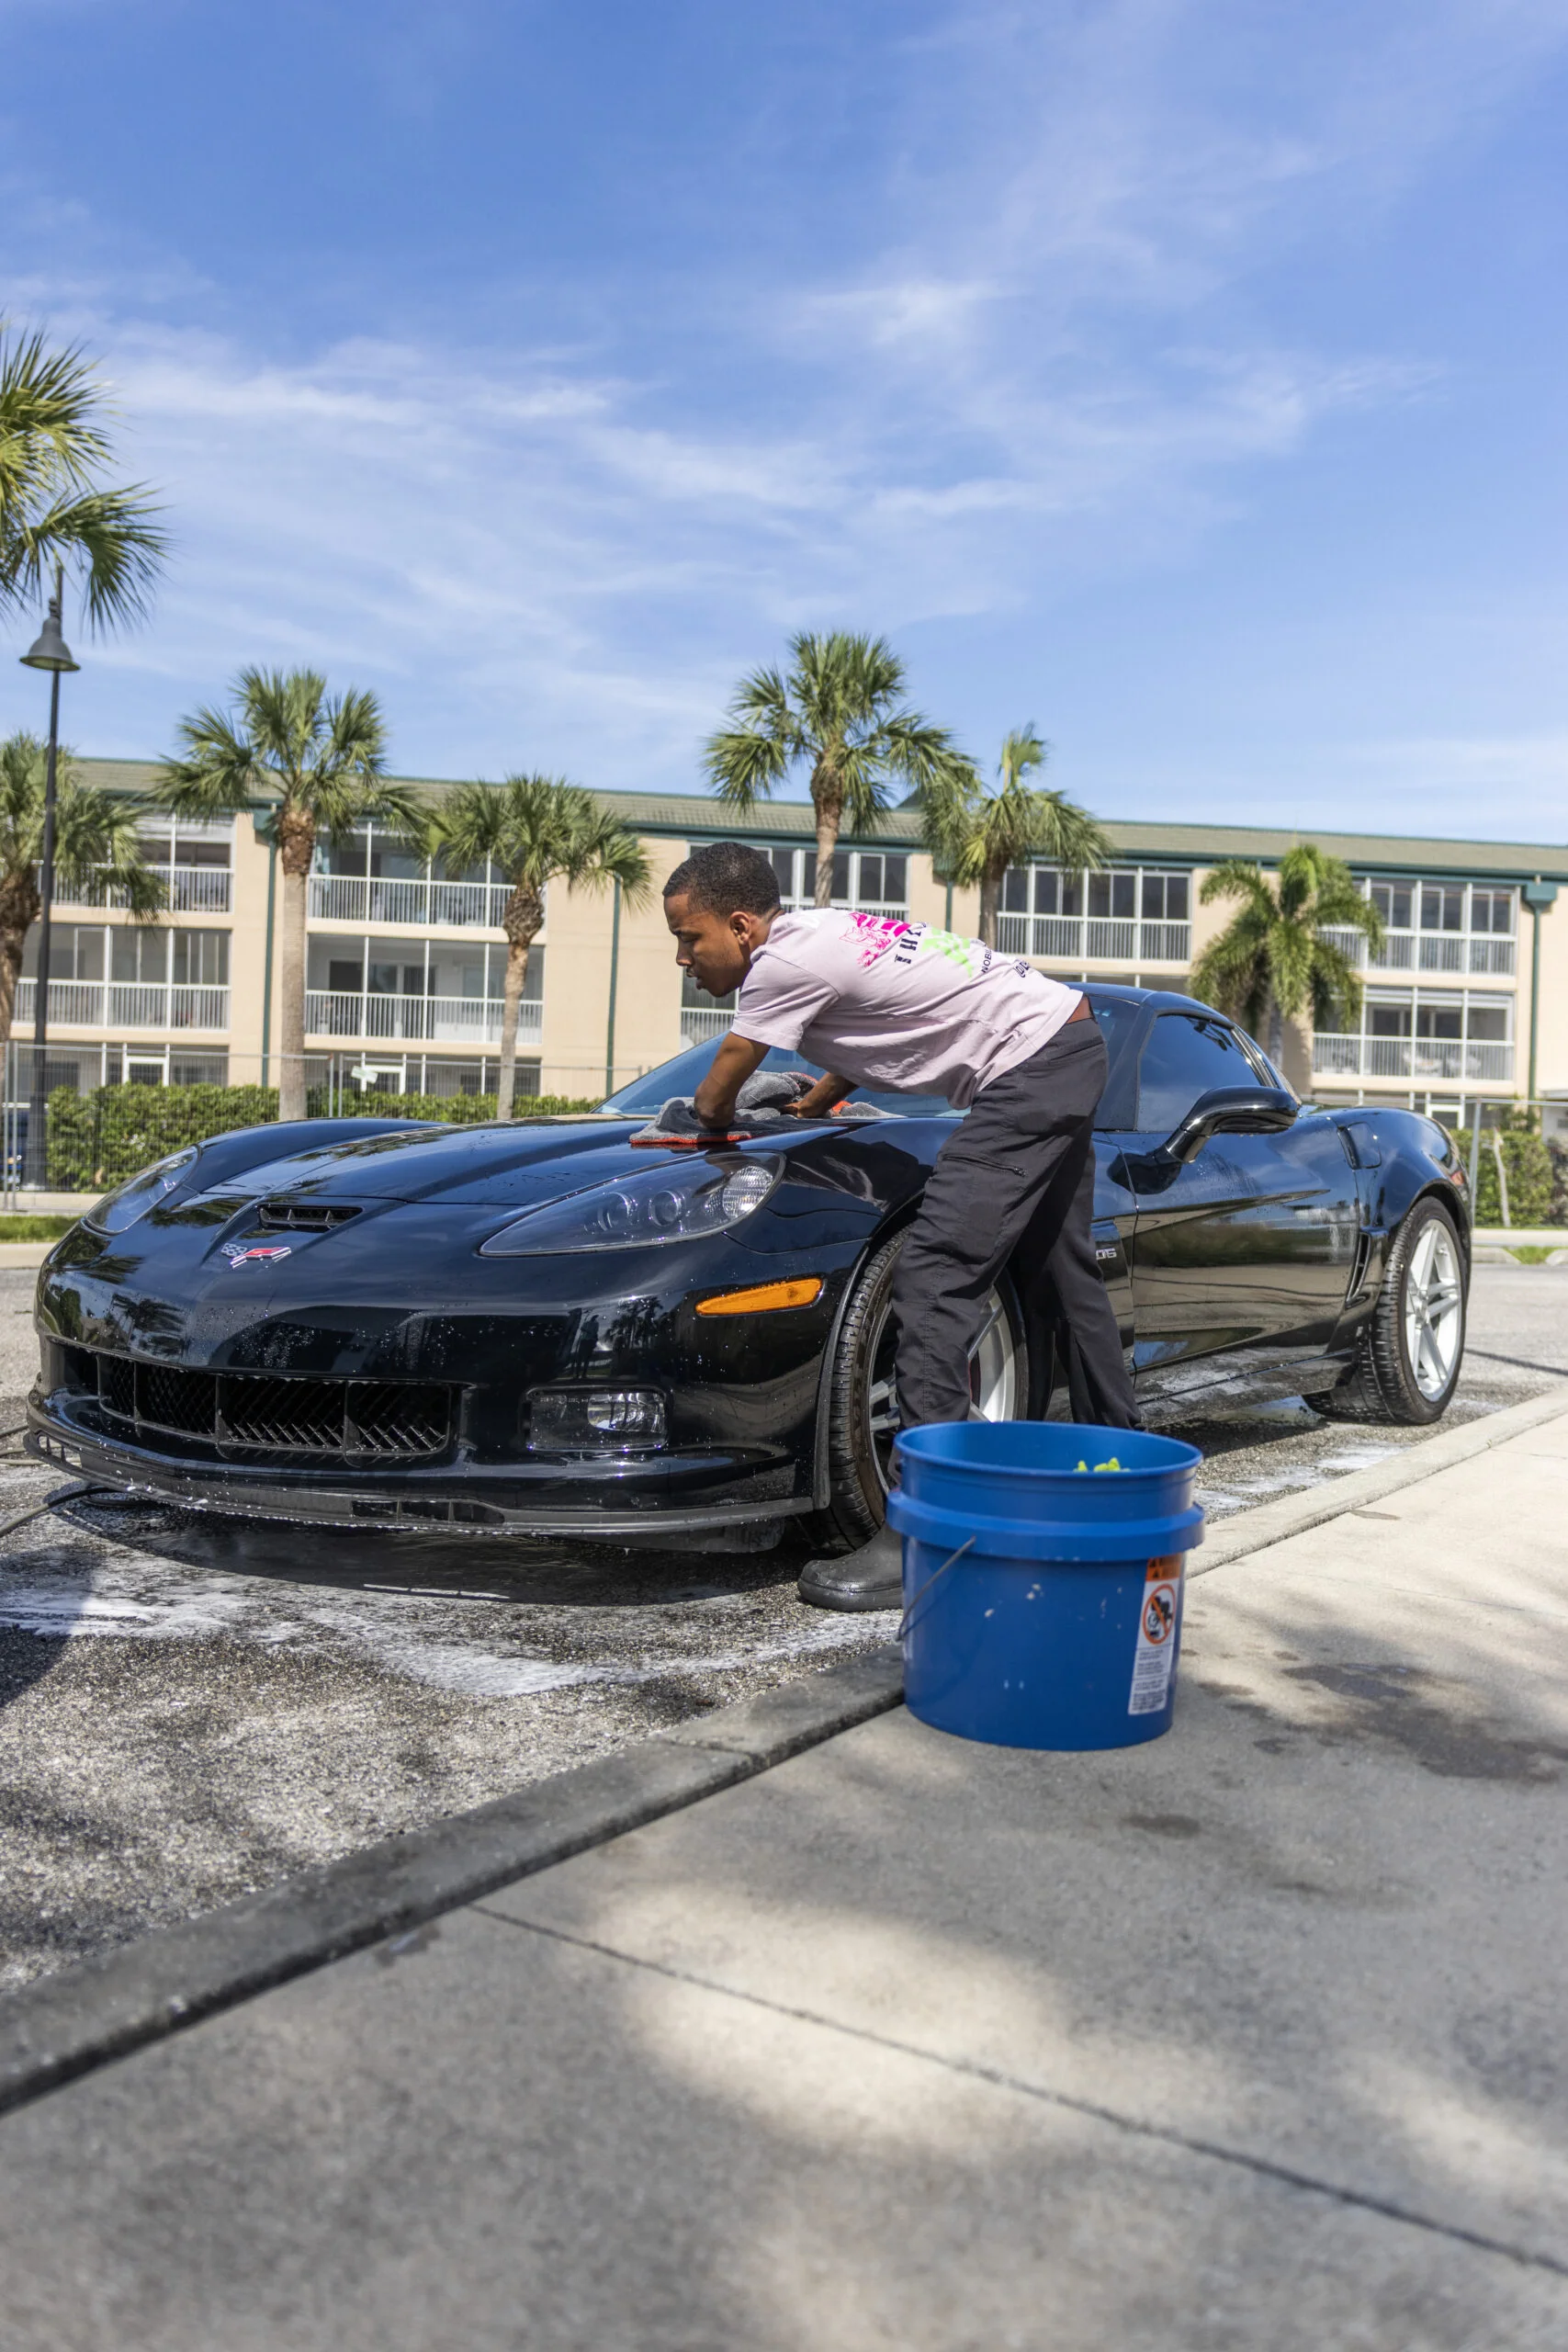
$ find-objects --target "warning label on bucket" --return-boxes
[1128,1556,1182,1715]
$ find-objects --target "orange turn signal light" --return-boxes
[694,1276,824,1317]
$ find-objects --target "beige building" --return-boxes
[18,764,1568,1135]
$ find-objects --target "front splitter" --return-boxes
[25,1424,813,1542]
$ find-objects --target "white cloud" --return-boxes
[60,315,1405,776]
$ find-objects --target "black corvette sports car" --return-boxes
[28,987,1471,1552]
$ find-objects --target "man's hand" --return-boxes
[692,1032,772,1128]
[784,1073,858,1117]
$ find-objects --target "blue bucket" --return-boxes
[886,1422,1204,1751]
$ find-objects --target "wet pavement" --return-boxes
[0,1263,1562,1996]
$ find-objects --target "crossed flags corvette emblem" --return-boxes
[221,1241,292,1269]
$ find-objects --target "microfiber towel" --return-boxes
[629,1085,891,1146]
[734,1067,894,1120]
[735,1069,817,1111]
[629,1096,797,1147]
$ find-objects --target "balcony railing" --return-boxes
[14,979,230,1031]
[779,897,908,922]
[1312,1035,1514,1081]
[680,1006,733,1043]
[309,875,513,929]
[1318,926,1515,978]
[994,914,1190,966]
[304,990,538,1046]
[57,865,232,914]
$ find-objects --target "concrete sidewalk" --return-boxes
[4,1414,1568,2349]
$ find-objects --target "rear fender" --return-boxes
[1334,1177,1472,1351]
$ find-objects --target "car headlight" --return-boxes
[85,1147,200,1235]
[480,1153,782,1255]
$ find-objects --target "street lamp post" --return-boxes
[19,570,80,1189]
[1522,877,1559,1111]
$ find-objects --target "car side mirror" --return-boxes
[1156,1084,1298,1166]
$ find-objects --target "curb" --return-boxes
[0,1643,903,2121]
[1193,1384,1568,1575]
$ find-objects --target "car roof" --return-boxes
[1084,981,1222,1019]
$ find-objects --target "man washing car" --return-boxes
[662,842,1139,1612]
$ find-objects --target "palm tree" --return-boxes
[156,669,419,1121]
[0,327,166,629]
[434,775,651,1118]
[704,631,959,904]
[0,731,164,1045]
[1190,844,1384,1064]
[920,726,1112,945]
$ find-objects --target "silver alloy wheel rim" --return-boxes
[1404,1218,1463,1399]
[865,1283,1019,1491]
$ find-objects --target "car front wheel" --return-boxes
[801,1228,1027,1554]
[1319,1195,1466,1424]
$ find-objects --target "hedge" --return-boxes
[46,1084,602,1193]
[1451,1125,1558,1227]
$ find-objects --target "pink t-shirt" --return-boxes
[731,910,1082,1109]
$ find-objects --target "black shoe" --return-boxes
[797,1523,903,1612]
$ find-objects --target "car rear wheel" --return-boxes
[801,1228,1027,1554]
[1319,1195,1466,1425]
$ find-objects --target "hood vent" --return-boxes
[256,1196,364,1231]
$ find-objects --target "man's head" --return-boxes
[663,842,782,998]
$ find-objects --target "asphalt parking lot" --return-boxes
[0,1261,1562,1997]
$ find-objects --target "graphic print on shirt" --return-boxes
[844,913,993,980]
[732,905,1082,1107]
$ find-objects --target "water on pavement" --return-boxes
[0,1263,1561,1994]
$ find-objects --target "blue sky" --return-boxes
[4,0,1567,839]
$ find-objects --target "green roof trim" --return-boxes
[73,760,1568,882]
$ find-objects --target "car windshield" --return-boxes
[601,989,1145,1122]
[601,1042,956,1120]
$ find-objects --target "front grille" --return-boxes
[349,1382,451,1457]
[139,1364,219,1436]
[256,1197,364,1231]
[91,1351,453,1463]
[99,1355,136,1422]
[222,1374,345,1452]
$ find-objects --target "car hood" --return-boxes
[180,1115,841,1216]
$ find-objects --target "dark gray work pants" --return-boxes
[891,1017,1140,1430]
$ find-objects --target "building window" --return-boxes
[17,926,231,1034]
[701,842,908,915]
[1313,990,1513,1084]
[21,924,104,982]
[310,823,511,929]
[1329,878,1517,976]
[172,931,230,988]
[303,935,539,1048]
[51,817,233,915]
[997,865,1190,970]
[135,819,233,913]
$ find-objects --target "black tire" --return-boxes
[800,1230,1027,1554]
[1318,1195,1466,1426]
